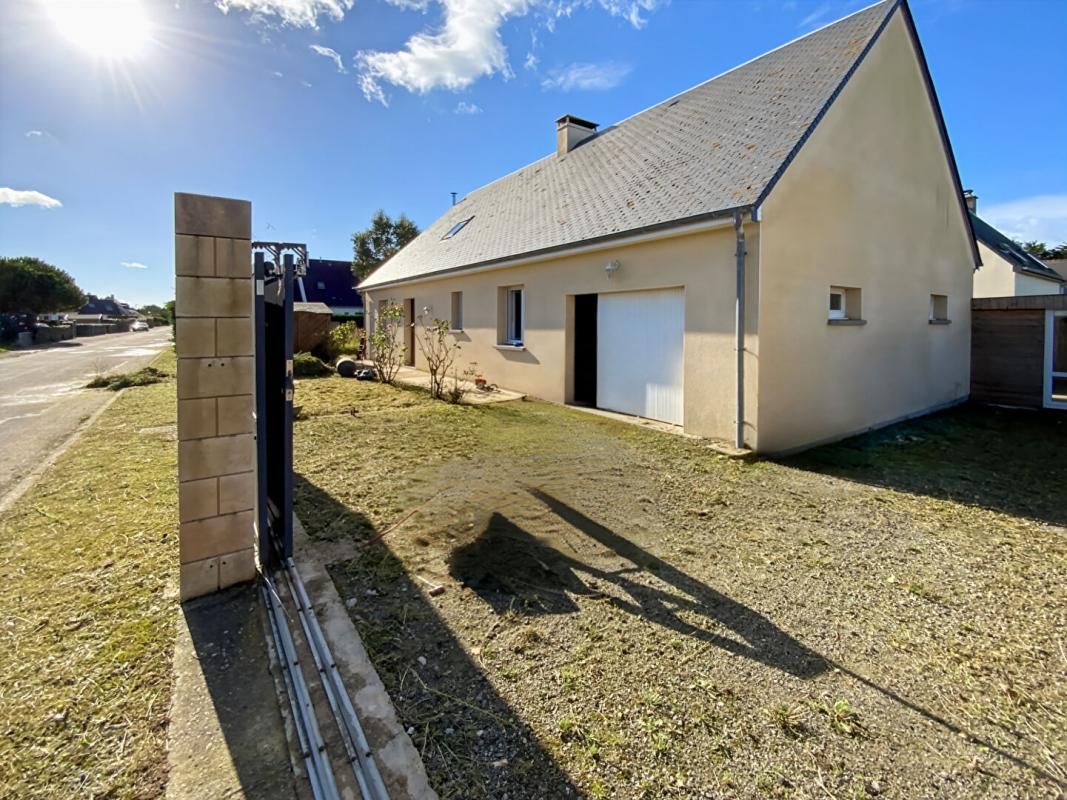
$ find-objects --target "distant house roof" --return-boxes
[361,0,975,290]
[79,295,133,317]
[299,260,363,310]
[294,302,333,315]
[1044,259,1067,281]
[970,212,1065,283]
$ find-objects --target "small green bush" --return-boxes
[323,321,363,362]
[293,352,332,378]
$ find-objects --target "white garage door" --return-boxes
[597,288,684,425]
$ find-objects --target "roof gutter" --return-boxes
[359,207,748,292]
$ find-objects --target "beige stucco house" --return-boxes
[966,196,1066,298]
[361,0,979,454]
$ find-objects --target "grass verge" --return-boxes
[0,348,179,799]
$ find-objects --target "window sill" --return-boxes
[928,319,952,325]
[494,343,525,351]
[827,318,867,326]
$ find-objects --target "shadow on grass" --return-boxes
[449,486,1064,790]
[294,474,586,800]
[782,403,1067,527]
[295,468,1065,795]
[451,492,828,679]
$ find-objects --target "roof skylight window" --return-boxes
[443,217,474,239]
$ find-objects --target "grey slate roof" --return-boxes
[361,0,896,290]
[970,212,1065,283]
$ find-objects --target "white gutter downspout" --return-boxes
[733,208,748,450]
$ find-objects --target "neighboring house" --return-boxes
[76,294,138,320]
[297,259,364,321]
[360,0,977,454]
[966,194,1065,297]
[1044,259,1067,284]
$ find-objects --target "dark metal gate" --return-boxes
[253,244,305,570]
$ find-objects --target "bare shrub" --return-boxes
[369,302,405,385]
[416,314,461,400]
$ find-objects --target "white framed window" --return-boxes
[502,286,524,345]
[450,291,463,330]
[929,294,949,323]
[828,286,863,324]
[828,288,846,320]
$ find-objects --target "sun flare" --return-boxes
[44,0,151,60]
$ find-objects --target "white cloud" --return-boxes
[358,73,389,106]
[121,261,149,269]
[798,3,830,28]
[0,188,62,209]
[214,0,353,28]
[358,0,529,100]
[593,0,661,29]
[310,44,346,72]
[25,130,45,138]
[454,100,483,114]
[982,194,1067,245]
[357,0,658,101]
[301,80,314,87]
[542,0,661,30]
[541,61,630,91]
[272,70,284,77]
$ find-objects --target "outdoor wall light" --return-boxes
[422,305,432,315]
[605,259,621,279]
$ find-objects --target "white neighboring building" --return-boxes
[967,193,1065,297]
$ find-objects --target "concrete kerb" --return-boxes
[293,514,439,800]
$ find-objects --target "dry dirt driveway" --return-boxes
[292,376,1066,800]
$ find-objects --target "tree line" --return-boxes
[0,256,172,322]
[1017,241,1067,260]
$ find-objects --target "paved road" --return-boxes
[0,327,172,503]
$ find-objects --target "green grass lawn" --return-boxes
[0,349,179,799]
[293,376,1067,800]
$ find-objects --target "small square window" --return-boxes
[828,286,863,324]
[929,294,949,323]
[316,281,326,290]
[450,291,463,330]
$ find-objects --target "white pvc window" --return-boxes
[828,286,862,323]
[929,294,949,322]
[450,291,463,330]
[504,287,524,345]
[829,288,846,320]
[1046,310,1067,409]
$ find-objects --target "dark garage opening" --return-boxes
[573,293,597,407]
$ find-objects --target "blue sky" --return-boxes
[1,0,1065,307]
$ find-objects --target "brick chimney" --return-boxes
[556,115,598,157]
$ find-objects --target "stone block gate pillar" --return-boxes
[174,193,257,601]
